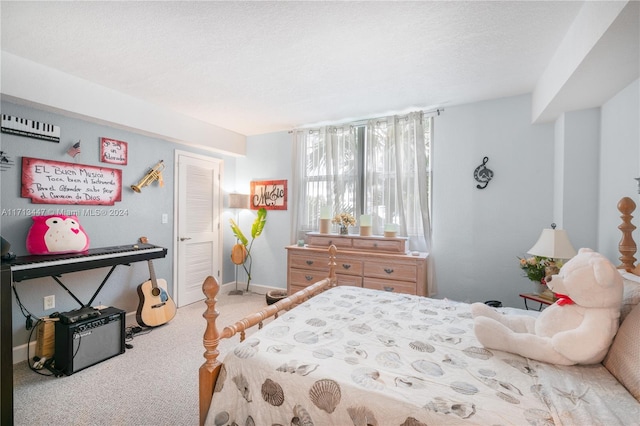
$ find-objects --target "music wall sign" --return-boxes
[21,157,122,205]
[100,137,128,165]
[250,179,287,210]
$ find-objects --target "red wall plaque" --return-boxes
[21,157,123,205]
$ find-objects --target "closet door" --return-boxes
[175,151,223,307]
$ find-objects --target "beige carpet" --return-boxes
[13,289,268,426]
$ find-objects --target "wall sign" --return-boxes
[250,179,287,210]
[100,137,128,165]
[1,114,60,143]
[21,157,123,205]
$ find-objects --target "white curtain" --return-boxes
[364,112,434,295]
[291,112,435,295]
[364,112,431,251]
[291,125,357,242]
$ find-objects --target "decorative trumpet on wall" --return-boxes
[474,156,494,189]
[131,160,165,193]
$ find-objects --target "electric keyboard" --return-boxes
[1,114,61,143]
[5,243,167,281]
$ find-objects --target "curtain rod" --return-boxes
[289,108,444,133]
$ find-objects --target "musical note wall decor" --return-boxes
[474,156,494,189]
[0,151,15,172]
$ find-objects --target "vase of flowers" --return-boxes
[332,212,356,235]
[518,255,549,294]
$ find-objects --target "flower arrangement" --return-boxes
[519,255,566,284]
[331,212,356,227]
[518,255,549,284]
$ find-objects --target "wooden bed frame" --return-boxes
[197,197,639,425]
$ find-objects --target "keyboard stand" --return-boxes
[50,262,125,308]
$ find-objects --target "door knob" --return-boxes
[180,237,192,241]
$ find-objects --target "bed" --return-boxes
[198,197,640,425]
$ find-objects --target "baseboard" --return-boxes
[221,281,285,296]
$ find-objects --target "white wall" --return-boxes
[554,108,601,250]
[232,131,293,289]
[598,79,640,261]
[432,94,556,307]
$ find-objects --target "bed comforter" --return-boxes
[206,286,639,426]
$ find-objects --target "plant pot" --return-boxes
[266,290,288,305]
[533,281,547,295]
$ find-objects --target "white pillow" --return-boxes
[618,270,640,323]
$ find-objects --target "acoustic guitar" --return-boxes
[136,238,176,327]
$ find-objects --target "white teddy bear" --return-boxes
[471,248,623,365]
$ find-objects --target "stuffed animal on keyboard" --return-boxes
[26,215,90,255]
[471,248,623,365]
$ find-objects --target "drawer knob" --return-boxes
[384,268,394,274]
[306,260,314,265]
[305,275,314,281]
[342,263,351,270]
[374,243,378,247]
[383,286,394,292]
[328,240,333,245]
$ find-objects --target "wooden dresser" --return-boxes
[286,233,428,296]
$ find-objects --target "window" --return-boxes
[293,111,432,253]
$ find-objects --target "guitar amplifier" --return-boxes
[54,307,125,375]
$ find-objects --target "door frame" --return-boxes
[172,149,224,307]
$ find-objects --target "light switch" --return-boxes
[161,213,168,224]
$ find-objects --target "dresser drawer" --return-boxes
[363,277,416,294]
[307,234,353,249]
[352,238,406,254]
[290,273,360,291]
[334,257,363,276]
[364,260,417,282]
[290,269,328,287]
[336,274,362,287]
[289,253,330,272]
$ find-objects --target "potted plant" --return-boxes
[230,207,267,291]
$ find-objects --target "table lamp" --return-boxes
[528,223,577,298]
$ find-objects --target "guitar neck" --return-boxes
[148,260,158,288]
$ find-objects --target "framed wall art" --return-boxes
[250,179,287,210]
[21,157,123,205]
[100,137,128,165]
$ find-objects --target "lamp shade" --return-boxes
[229,193,250,209]
[527,225,577,259]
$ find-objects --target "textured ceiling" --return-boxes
[0,1,600,135]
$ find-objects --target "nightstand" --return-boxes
[519,293,554,311]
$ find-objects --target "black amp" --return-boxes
[54,306,125,375]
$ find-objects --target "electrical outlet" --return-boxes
[43,295,55,310]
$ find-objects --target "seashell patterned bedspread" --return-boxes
[206,286,639,426]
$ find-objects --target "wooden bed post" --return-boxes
[199,276,222,426]
[618,196,637,272]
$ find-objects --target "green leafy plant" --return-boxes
[518,255,564,285]
[230,207,267,290]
